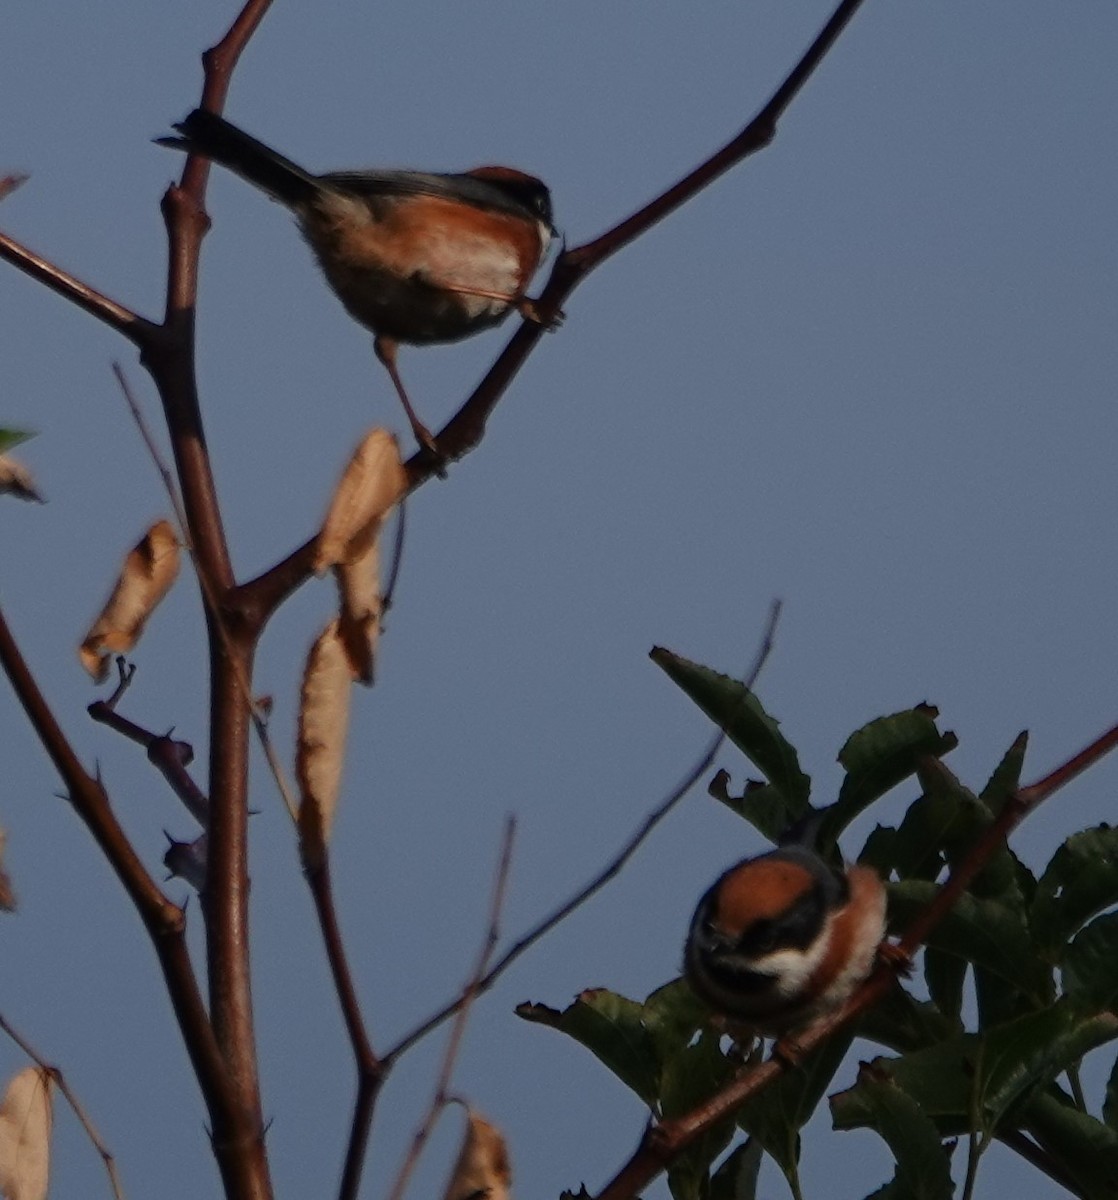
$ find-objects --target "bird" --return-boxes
[158,109,558,456]
[683,845,891,1037]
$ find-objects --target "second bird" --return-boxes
[160,109,557,455]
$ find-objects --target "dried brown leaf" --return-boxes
[296,620,352,868]
[0,175,28,203]
[314,428,406,574]
[0,456,43,504]
[336,536,382,686]
[442,1109,512,1200]
[0,1066,52,1200]
[79,519,180,682]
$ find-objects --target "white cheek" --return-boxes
[751,927,833,999]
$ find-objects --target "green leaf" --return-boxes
[858,823,898,873]
[1063,913,1118,1012]
[708,774,795,845]
[913,758,1024,907]
[650,648,811,815]
[858,985,962,1054]
[1031,825,1118,959]
[888,881,1052,1006]
[829,1070,955,1200]
[664,1031,738,1200]
[1022,1091,1118,1200]
[977,1001,1118,1128]
[709,1140,762,1200]
[516,990,660,1105]
[839,1043,976,1138]
[819,706,957,849]
[641,978,710,1066]
[923,946,967,1024]
[0,428,34,454]
[735,1029,854,1187]
[979,730,1028,816]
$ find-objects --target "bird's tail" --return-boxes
[156,109,320,208]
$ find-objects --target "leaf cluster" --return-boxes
[519,651,1118,1200]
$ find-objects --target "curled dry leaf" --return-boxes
[336,536,381,686]
[79,519,180,682]
[296,621,352,868]
[0,456,43,504]
[314,428,406,574]
[0,826,14,912]
[0,175,28,203]
[442,1109,512,1200]
[0,1066,52,1200]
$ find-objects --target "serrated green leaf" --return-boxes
[641,978,709,1065]
[858,823,898,873]
[819,707,957,849]
[734,1029,854,1187]
[913,758,1023,907]
[708,775,794,844]
[664,1032,738,1200]
[650,648,811,814]
[1022,1091,1118,1200]
[1063,913,1118,1012]
[979,731,1028,816]
[974,962,1029,1030]
[839,1043,975,1137]
[515,990,660,1105]
[829,1072,955,1200]
[978,1001,1118,1128]
[858,985,962,1054]
[888,881,1052,1006]
[709,1140,762,1200]
[923,945,967,1024]
[1031,825,1118,959]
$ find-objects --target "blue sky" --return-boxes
[3,3,1118,1198]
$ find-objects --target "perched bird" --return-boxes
[683,845,889,1035]
[158,109,558,454]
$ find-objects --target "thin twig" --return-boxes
[588,717,1118,1200]
[0,231,158,345]
[384,819,517,1200]
[385,600,782,1063]
[0,1013,125,1200]
[303,855,386,1200]
[0,600,242,1153]
[111,362,301,824]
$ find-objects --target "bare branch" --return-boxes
[0,1013,126,1200]
[0,601,243,1168]
[0,230,159,345]
[384,819,516,1200]
[385,601,782,1063]
[303,856,386,1200]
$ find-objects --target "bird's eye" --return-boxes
[743,920,777,956]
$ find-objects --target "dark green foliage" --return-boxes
[519,650,1118,1198]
